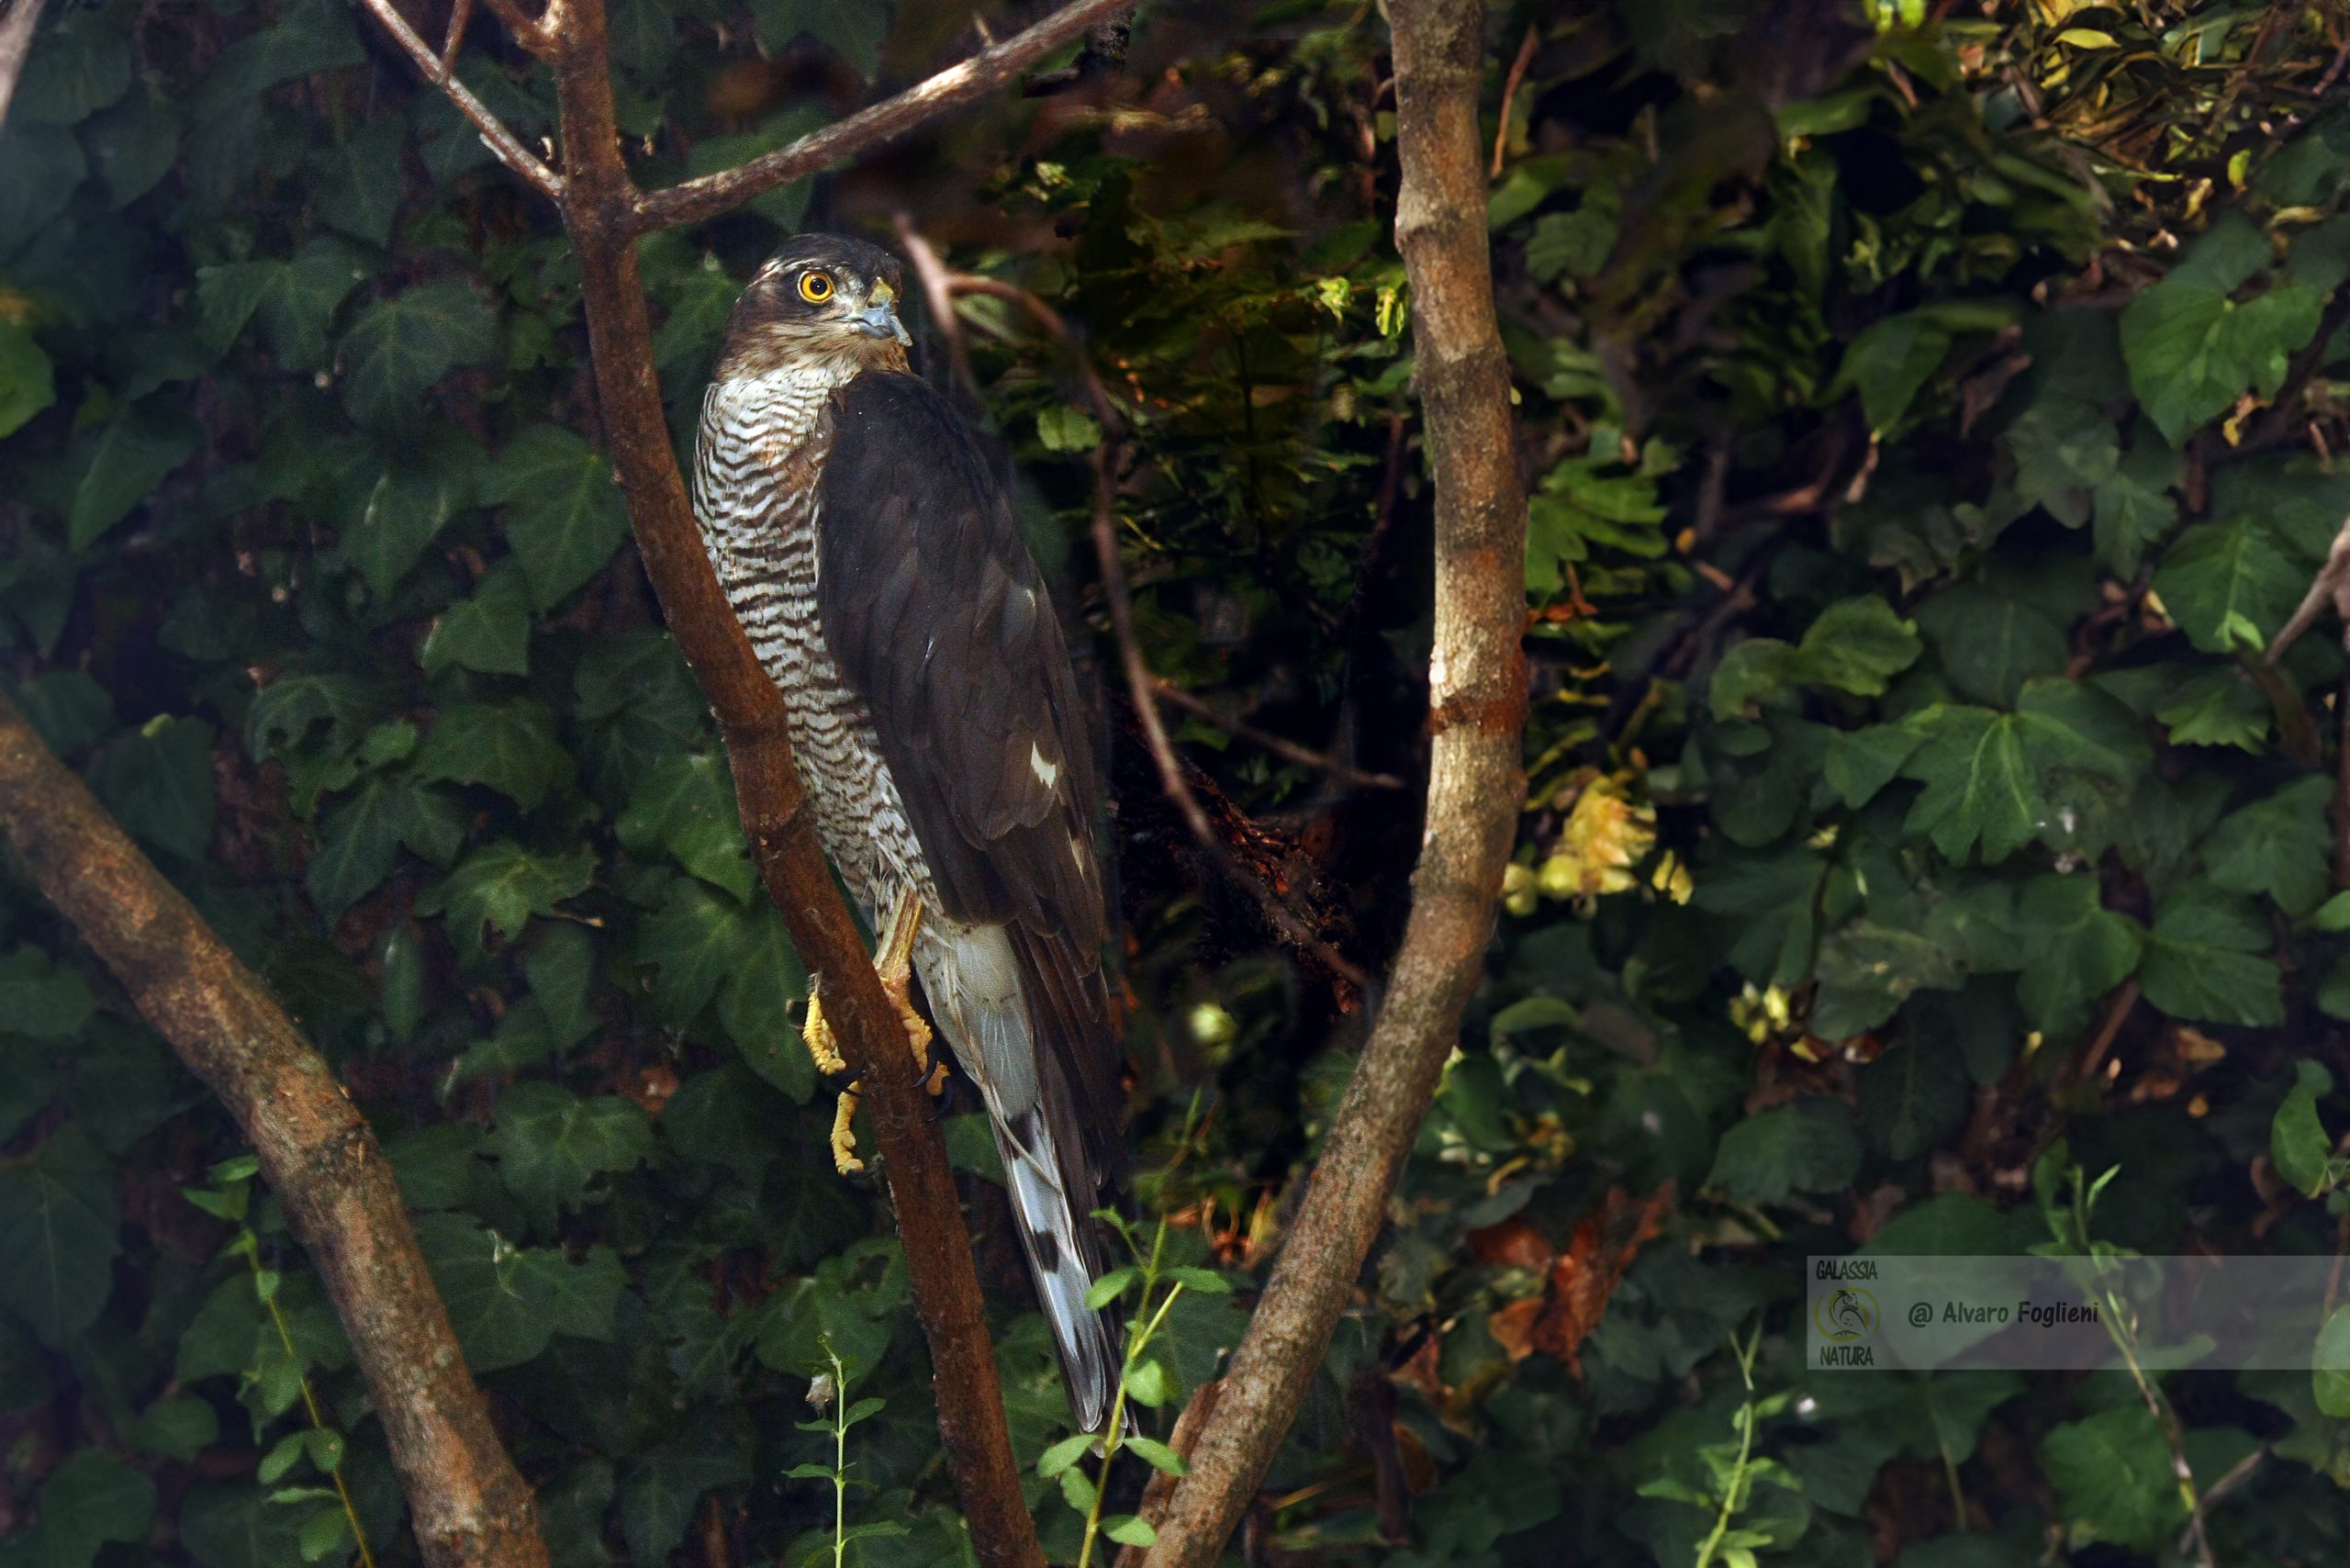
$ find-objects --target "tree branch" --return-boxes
[1138,0,1529,1558]
[631,0,1130,232]
[0,0,48,131]
[0,694,548,1568]
[352,0,562,201]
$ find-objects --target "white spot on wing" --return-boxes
[1029,742,1060,791]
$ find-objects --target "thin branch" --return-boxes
[1489,24,1538,177]
[0,0,48,131]
[633,0,1132,232]
[0,694,549,1568]
[1150,680,1405,790]
[1139,0,1530,1559]
[892,215,979,402]
[440,0,475,73]
[2265,510,2350,666]
[353,0,563,201]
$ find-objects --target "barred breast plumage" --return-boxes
[692,366,935,926]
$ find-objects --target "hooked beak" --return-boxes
[855,296,910,346]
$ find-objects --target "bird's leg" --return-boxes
[875,886,948,1097]
[805,890,949,1179]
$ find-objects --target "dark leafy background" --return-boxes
[4,0,2350,1563]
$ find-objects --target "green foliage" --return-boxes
[6,3,2350,1567]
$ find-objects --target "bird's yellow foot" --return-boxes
[828,1081,866,1176]
[802,988,866,1175]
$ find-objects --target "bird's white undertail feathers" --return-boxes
[923,923,1125,1433]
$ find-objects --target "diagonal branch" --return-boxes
[1139,0,1530,1560]
[631,0,1131,231]
[353,0,563,201]
[0,694,549,1568]
[0,0,48,131]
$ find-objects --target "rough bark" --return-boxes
[0,694,548,1568]
[1136,0,1528,1562]
[0,0,49,130]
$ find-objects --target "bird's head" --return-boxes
[718,233,912,381]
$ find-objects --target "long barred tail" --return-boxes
[999,1110,1127,1434]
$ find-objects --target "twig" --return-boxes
[1090,452,1371,994]
[891,216,979,400]
[2067,979,2140,1089]
[2177,1445,2266,1559]
[439,0,474,73]
[1137,0,1530,1558]
[2265,512,2350,666]
[632,0,1132,231]
[0,0,49,131]
[0,694,549,1568]
[1489,25,1538,177]
[353,0,563,200]
[1150,680,1405,790]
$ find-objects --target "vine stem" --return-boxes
[1693,1327,1762,1568]
[248,1249,378,1568]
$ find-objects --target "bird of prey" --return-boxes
[691,233,1129,1432]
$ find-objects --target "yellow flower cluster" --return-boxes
[1502,776,1691,915]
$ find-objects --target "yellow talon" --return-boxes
[802,987,850,1078]
[809,889,946,1179]
[829,1083,866,1176]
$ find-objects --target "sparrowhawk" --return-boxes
[692,233,1129,1432]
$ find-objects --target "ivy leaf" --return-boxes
[337,279,499,430]
[1705,1098,1860,1205]
[2040,1406,2182,1550]
[718,904,812,1101]
[310,115,407,248]
[2203,776,2332,916]
[2138,887,2285,1026]
[0,1125,120,1349]
[632,876,758,1027]
[488,424,632,610]
[2153,666,2270,752]
[2271,1060,2333,1197]
[196,240,373,372]
[420,561,533,678]
[84,715,217,860]
[1711,597,1920,718]
[1898,682,2143,866]
[1914,585,2066,707]
[617,751,754,901]
[413,1214,625,1371]
[67,400,200,548]
[15,1451,157,1567]
[749,0,891,79]
[0,319,56,439]
[2315,1306,2350,1417]
[178,1484,309,1568]
[2089,435,2178,577]
[2011,875,2143,1040]
[2121,212,2323,444]
[621,1438,752,1568]
[413,700,575,811]
[0,946,95,1038]
[349,462,465,599]
[1840,311,1953,434]
[2153,516,2305,655]
[419,841,596,956]
[488,1082,655,1230]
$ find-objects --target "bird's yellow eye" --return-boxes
[798,271,834,304]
